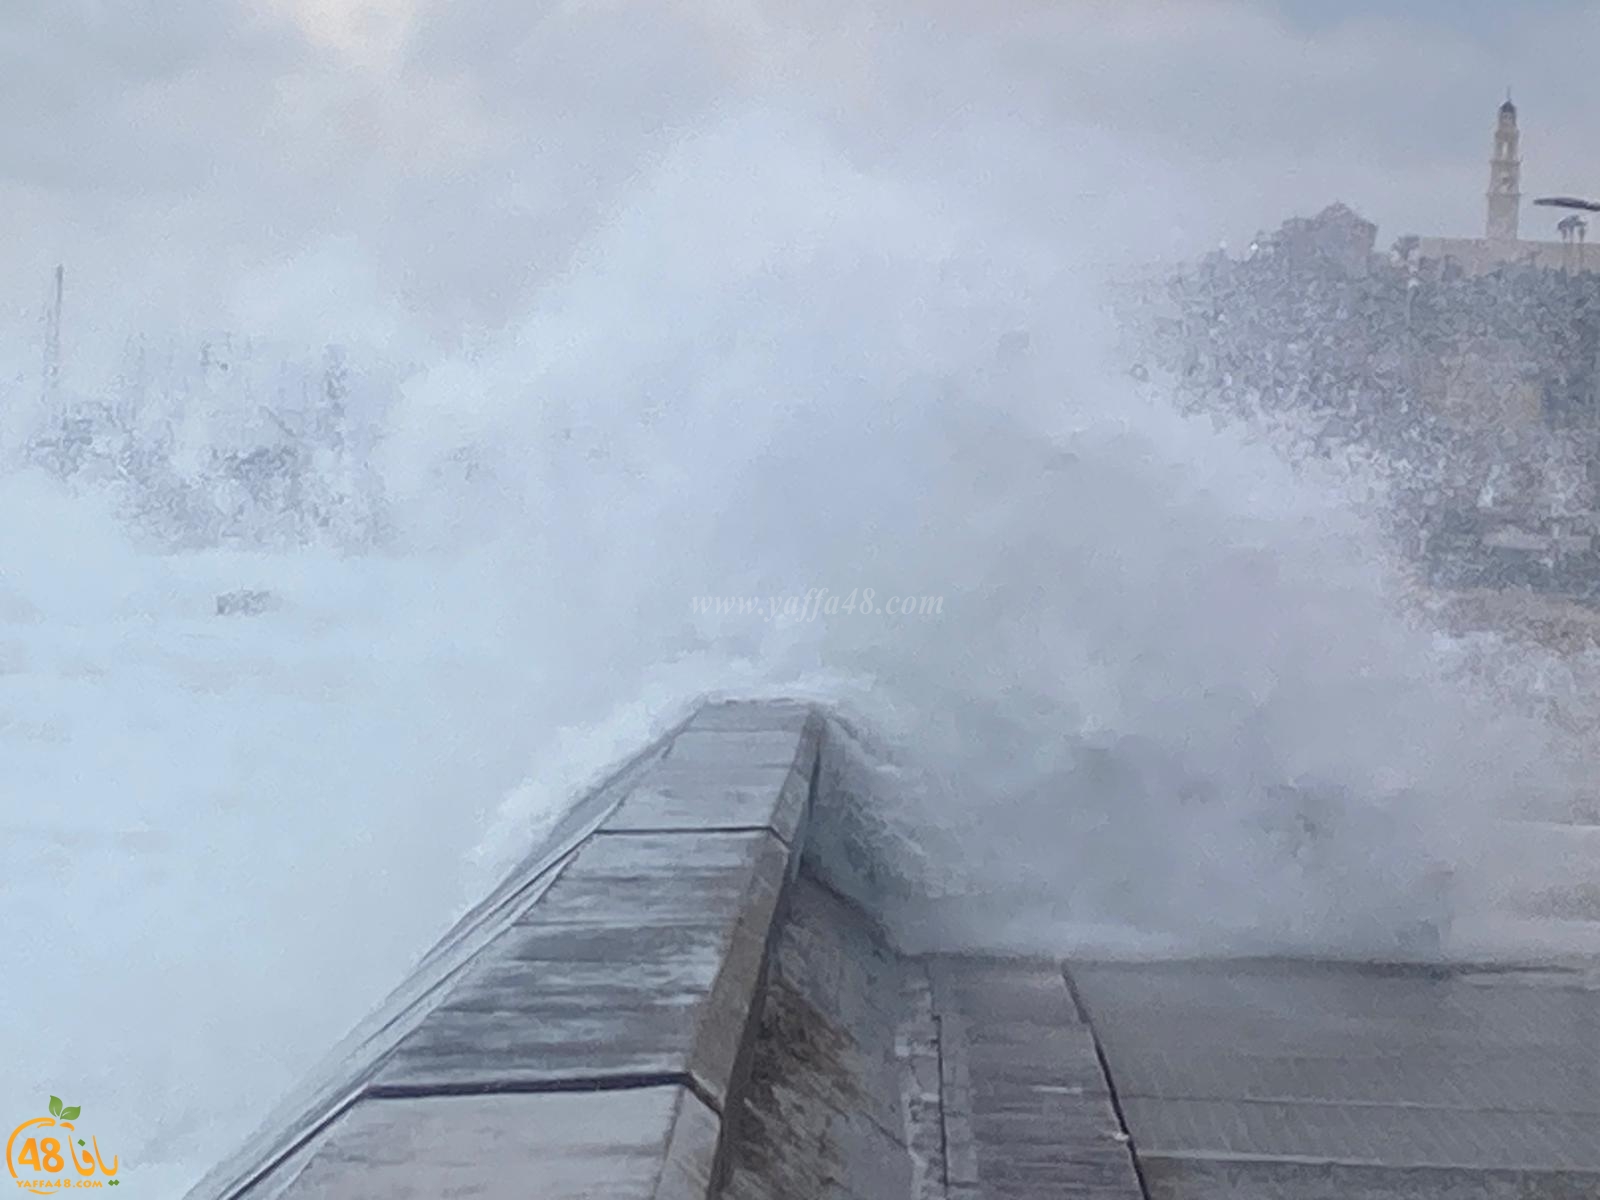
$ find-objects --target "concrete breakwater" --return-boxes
[185,699,1143,1199]
[187,699,1600,1200]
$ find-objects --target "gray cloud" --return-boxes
[2,0,1598,357]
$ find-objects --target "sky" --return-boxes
[3,0,1600,364]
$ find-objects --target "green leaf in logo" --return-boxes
[48,1096,62,1117]
[61,1107,81,1121]
[77,1140,85,1147]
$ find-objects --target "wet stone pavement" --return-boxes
[1072,959,1600,1200]
[722,893,1600,1198]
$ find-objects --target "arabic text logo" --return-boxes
[6,1097,121,1192]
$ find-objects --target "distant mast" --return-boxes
[43,264,64,403]
[1487,95,1521,242]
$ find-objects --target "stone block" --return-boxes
[372,831,790,1110]
[277,1087,717,1200]
[683,701,818,734]
[604,712,822,844]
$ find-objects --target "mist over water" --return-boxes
[4,2,1598,1192]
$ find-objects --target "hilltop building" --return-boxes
[1264,202,1377,276]
[1410,98,1594,274]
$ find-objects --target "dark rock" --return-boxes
[215,589,278,617]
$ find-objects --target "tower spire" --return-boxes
[1487,95,1521,241]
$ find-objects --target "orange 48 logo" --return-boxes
[6,1097,120,1192]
